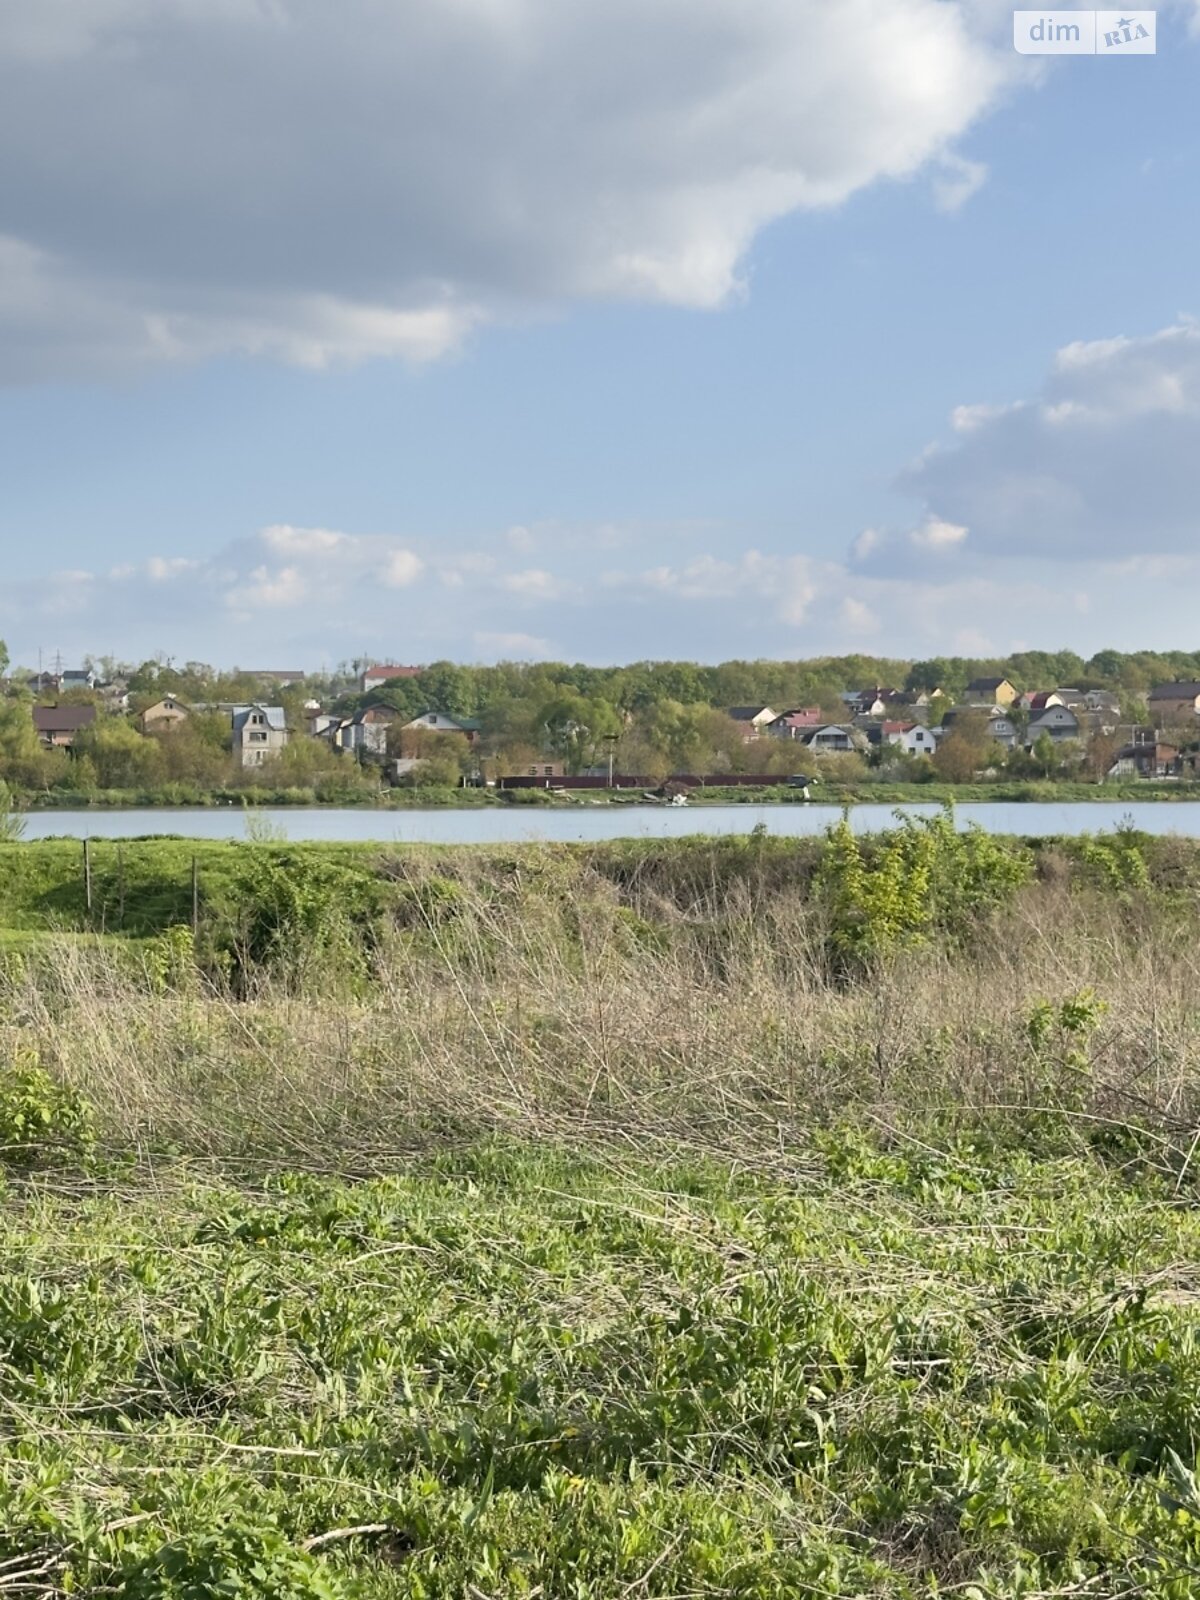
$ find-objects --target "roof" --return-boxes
[1149,681,1200,700]
[1029,705,1079,725]
[772,708,822,728]
[882,720,917,734]
[351,705,400,725]
[966,676,1012,692]
[1114,741,1179,760]
[231,704,287,733]
[727,705,775,721]
[405,710,481,732]
[32,705,96,734]
[1025,691,1057,709]
[364,664,422,679]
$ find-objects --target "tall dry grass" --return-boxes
[3,859,1199,1174]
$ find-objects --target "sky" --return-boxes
[1,0,1199,671]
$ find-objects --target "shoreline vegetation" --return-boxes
[11,775,1200,810]
[5,820,1200,1592]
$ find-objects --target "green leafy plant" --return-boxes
[0,1052,96,1170]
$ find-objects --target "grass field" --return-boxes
[4,823,1200,1595]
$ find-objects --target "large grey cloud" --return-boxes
[858,322,1200,567]
[0,0,1014,379]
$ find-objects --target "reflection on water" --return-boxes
[14,800,1200,843]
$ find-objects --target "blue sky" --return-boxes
[1,0,1199,669]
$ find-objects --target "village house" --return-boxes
[843,686,900,718]
[1148,682,1200,721]
[1017,690,1064,714]
[231,704,288,768]
[360,664,422,693]
[727,706,779,739]
[139,694,190,733]
[1025,705,1082,747]
[1081,689,1121,715]
[400,710,481,744]
[884,721,939,757]
[965,676,1018,707]
[941,707,1018,748]
[340,704,399,759]
[32,704,96,749]
[1108,741,1181,780]
[800,724,864,754]
[61,668,99,692]
[766,707,823,739]
[306,709,342,742]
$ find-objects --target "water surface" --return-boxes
[16,800,1200,843]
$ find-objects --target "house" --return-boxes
[1148,682,1200,721]
[361,664,422,693]
[231,704,289,768]
[727,706,779,739]
[139,695,190,733]
[27,672,62,694]
[965,677,1018,707]
[885,721,939,757]
[1025,705,1082,746]
[1108,741,1181,780]
[340,704,399,759]
[306,710,342,741]
[767,707,823,740]
[61,668,99,692]
[400,710,481,744]
[843,687,904,718]
[1018,690,1064,714]
[32,704,96,749]
[801,724,863,753]
[941,707,1018,748]
[1082,689,1121,715]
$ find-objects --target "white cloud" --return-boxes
[839,596,880,633]
[851,527,883,562]
[238,564,308,609]
[473,630,553,660]
[932,154,988,212]
[910,515,969,551]
[382,550,425,589]
[501,568,576,603]
[0,0,1015,379]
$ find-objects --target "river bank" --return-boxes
[12,776,1200,811]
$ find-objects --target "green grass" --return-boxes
[5,823,1200,1594]
[6,1135,1200,1597]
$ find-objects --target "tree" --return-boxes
[74,719,166,789]
[931,712,991,783]
[539,693,622,773]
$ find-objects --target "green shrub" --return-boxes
[0,1054,96,1170]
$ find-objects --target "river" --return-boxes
[13,800,1200,843]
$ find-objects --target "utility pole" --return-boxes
[603,733,618,788]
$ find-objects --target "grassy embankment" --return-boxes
[4,825,1200,1595]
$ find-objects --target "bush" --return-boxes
[0,1054,96,1170]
